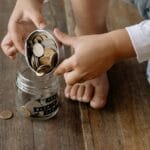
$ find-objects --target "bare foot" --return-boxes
[64,25,109,109]
[64,73,109,109]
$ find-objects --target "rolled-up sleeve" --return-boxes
[126,20,150,62]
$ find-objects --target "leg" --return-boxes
[70,0,109,35]
[65,0,110,109]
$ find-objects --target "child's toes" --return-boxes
[65,85,72,98]
[90,97,107,109]
[90,89,107,109]
[70,84,80,100]
[76,85,85,101]
[82,84,94,103]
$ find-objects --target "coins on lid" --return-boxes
[20,106,31,117]
[33,43,44,57]
[42,39,56,48]
[26,31,58,76]
[36,71,45,77]
[37,65,52,76]
[0,110,13,120]
[39,48,56,66]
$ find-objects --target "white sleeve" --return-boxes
[126,20,150,63]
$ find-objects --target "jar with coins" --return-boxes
[16,29,64,120]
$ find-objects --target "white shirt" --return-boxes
[126,20,150,62]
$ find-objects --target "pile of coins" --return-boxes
[26,31,58,76]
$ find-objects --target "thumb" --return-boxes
[54,28,76,46]
[54,55,75,76]
[30,11,47,29]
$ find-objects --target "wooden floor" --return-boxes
[0,0,150,150]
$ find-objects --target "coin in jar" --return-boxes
[25,100,42,115]
[0,110,13,120]
[33,43,44,57]
[19,106,31,117]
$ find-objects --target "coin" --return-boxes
[19,106,31,117]
[39,48,56,66]
[39,56,50,66]
[42,39,56,49]
[33,35,43,43]
[31,55,39,70]
[44,48,55,57]
[33,38,39,43]
[26,30,59,77]
[35,71,45,77]
[25,100,42,115]
[40,34,48,40]
[37,65,52,74]
[33,43,44,57]
[0,110,13,120]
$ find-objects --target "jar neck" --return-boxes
[16,70,59,96]
[16,72,39,95]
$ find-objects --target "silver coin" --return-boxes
[34,55,40,69]
[42,39,57,49]
[31,55,37,70]
[31,55,40,70]
[33,43,44,57]
[36,71,45,77]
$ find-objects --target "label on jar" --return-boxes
[33,93,59,116]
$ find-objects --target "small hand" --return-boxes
[54,28,117,85]
[1,0,46,59]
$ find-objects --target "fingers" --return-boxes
[7,46,17,60]
[64,70,82,85]
[8,22,24,54]
[54,56,85,85]
[30,11,47,29]
[54,56,75,75]
[54,28,76,46]
[1,33,18,59]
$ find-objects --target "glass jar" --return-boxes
[16,54,60,120]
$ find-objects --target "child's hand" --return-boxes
[54,28,135,85]
[1,0,46,59]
